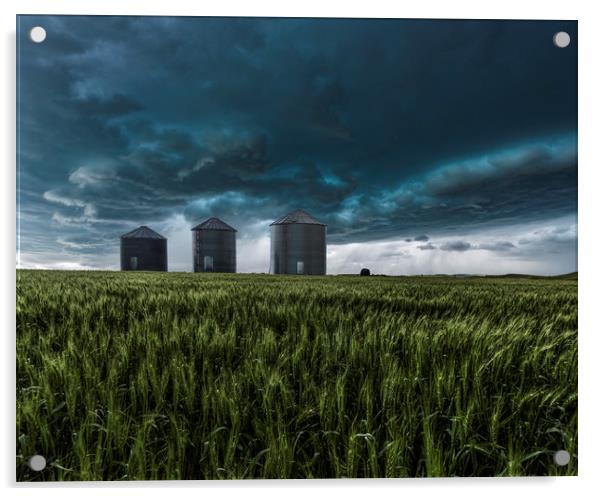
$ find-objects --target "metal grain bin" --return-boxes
[191,218,237,273]
[120,226,167,271]
[270,209,326,275]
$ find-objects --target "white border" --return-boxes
[3,1,601,495]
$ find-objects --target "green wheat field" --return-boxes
[16,269,577,480]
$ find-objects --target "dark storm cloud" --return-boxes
[417,243,437,251]
[437,240,517,252]
[326,135,576,243]
[477,241,516,252]
[440,240,473,252]
[16,15,576,269]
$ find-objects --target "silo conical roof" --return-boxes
[270,209,326,226]
[121,226,166,239]
[191,217,237,232]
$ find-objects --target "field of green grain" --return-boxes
[16,270,577,480]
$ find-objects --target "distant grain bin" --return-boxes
[191,218,237,273]
[270,209,326,275]
[120,226,167,271]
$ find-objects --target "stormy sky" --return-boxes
[17,16,577,275]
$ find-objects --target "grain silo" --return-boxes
[270,209,326,275]
[191,218,237,273]
[120,226,167,271]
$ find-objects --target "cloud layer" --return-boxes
[16,16,577,274]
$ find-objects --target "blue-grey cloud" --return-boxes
[417,243,437,251]
[440,241,473,252]
[436,240,517,253]
[477,241,516,252]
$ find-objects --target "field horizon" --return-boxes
[16,268,579,279]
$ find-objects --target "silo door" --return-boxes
[130,256,138,270]
[297,261,304,275]
[204,255,214,272]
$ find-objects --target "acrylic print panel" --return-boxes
[16,16,577,480]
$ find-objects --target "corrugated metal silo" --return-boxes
[270,209,326,275]
[191,218,237,273]
[120,226,167,271]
